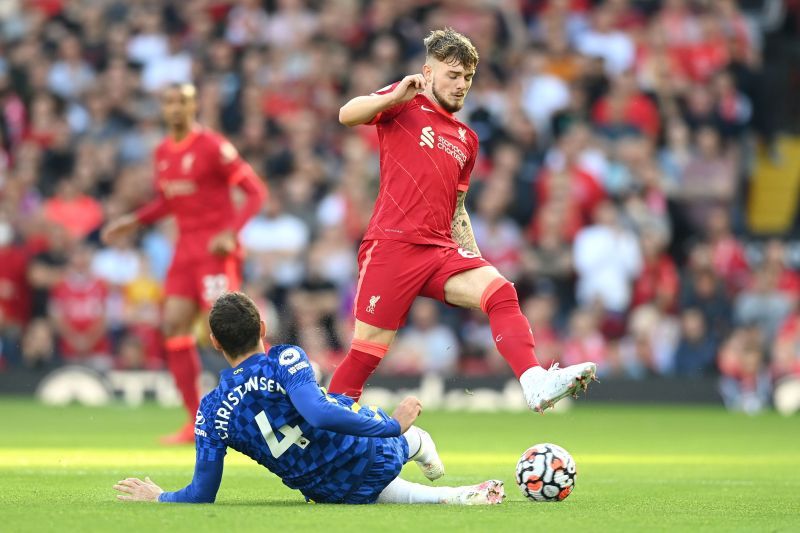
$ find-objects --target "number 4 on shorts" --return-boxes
[255,411,311,458]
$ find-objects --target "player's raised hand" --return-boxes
[101,214,140,245]
[208,229,237,256]
[389,74,426,105]
[392,395,423,434]
[113,476,164,502]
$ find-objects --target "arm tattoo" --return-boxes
[451,191,481,255]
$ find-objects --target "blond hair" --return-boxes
[423,28,479,71]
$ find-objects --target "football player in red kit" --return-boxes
[102,84,267,443]
[332,28,596,412]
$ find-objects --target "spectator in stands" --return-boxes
[122,254,163,369]
[0,210,30,369]
[762,239,800,304]
[240,193,310,289]
[712,70,752,140]
[673,307,717,376]
[679,242,733,342]
[676,126,737,231]
[658,120,692,194]
[618,304,679,378]
[27,222,73,319]
[386,300,460,377]
[706,206,750,294]
[734,267,793,346]
[471,179,524,282]
[49,244,111,370]
[574,200,642,331]
[47,35,96,101]
[592,70,660,139]
[562,307,611,375]
[718,325,771,414]
[631,225,679,313]
[42,177,104,240]
[772,307,800,379]
[520,46,569,137]
[576,5,635,76]
[523,203,574,310]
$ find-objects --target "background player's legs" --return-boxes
[443,266,539,378]
[328,320,395,400]
[161,296,201,443]
[376,477,504,505]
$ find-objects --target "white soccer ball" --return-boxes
[515,443,576,502]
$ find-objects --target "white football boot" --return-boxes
[451,480,506,505]
[410,427,445,481]
[520,362,597,413]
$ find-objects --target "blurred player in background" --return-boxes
[113,292,504,505]
[102,84,267,444]
[333,28,596,412]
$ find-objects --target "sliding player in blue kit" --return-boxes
[113,291,504,505]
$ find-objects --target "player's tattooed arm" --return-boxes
[451,191,481,256]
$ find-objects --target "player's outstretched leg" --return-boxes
[479,278,598,411]
[376,477,505,505]
[404,426,444,481]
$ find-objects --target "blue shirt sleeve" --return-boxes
[272,344,401,437]
[158,456,224,504]
[273,345,317,395]
[289,381,401,437]
[158,395,227,503]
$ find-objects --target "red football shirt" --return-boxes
[51,275,110,357]
[0,245,31,325]
[363,84,479,248]
[137,127,248,258]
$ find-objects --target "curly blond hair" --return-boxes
[423,28,479,71]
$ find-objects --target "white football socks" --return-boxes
[376,477,458,504]
[403,426,433,463]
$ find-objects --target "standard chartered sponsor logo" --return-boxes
[437,136,467,168]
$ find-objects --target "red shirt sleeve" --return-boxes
[231,165,268,231]
[204,131,268,231]
[135,191,170,224]
[366,82,410,125]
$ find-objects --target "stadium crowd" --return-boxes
[1,0,799,412]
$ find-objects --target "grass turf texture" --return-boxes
[0,399,798,532]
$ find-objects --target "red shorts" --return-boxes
[164,253,242,309]
[354,239,487,330]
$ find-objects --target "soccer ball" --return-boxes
[515,443,576,502]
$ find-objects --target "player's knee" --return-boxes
[480,278,518,314]
[353,320,397,345]
[162,318,192,338]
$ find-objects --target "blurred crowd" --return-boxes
[1,0,800,412]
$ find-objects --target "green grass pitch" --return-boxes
[1,399,798,532]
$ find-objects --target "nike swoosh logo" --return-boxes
[420,105,435,112]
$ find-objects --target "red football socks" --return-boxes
[481,279,540,378]
[164,335,202,418]
[328,339,389,401]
